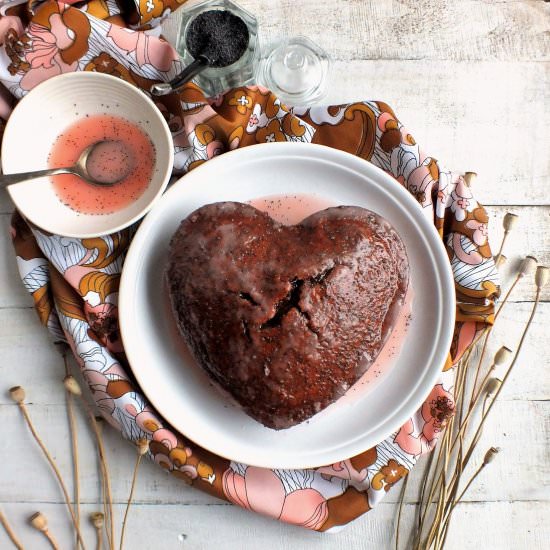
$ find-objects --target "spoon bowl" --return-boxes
[0,139,131,188]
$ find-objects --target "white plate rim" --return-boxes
[119,141,455,469]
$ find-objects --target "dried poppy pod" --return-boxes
[29,511,48,532]
[483,447,499,465]
[494,346,513,366]
[536,266,549,289]
[29,512,60,550]
[518,256,537,278]
[503,212,519,233]
[463,172,477,186]
[496,254,507,268]
[63,375,82,396]
[90,511,104,529]
[9,386,25,403]
[136,438,150,456]
[484,377,502,396]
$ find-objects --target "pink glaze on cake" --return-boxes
[48,114,155,215]
[251,193,414,404]
[167,197,411,429]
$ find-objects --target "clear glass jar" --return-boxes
[175,0,260,97]
[259,36,332,105]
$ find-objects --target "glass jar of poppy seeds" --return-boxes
[175,0,260,97]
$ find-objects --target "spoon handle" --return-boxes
[150,56,209,96]
[0,167,75,187]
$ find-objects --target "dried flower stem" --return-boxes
[444,449,498,526]
[468,291,516,417]
[118,457,141,550]
[428,357,498,515]
[10,390,87,549]
[417,447,436,530]
[437,448,499,550]
[418,333,486,546]
[79,403,114,550]
[435,288,542,549]
[41,526,59,549]
[64,373,113,549]
[433,424,454,549]
[0,509,25,550]
[450,286,520,464]
[94,418,111,550]
[119,439,149,550]
[467,223,521,403]
[418,353,469,533]
[433,292,514,533]
[398,217,545,550]
[463,286,542,474]
[417,427,448,534]
[62,354,81,550]
[426,469,446,549]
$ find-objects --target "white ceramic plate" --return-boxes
[1,72,174,238]
[119,142,455,469]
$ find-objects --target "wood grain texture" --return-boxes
[165,0,550,62]
[0,500,549,550]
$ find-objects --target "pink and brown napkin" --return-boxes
[0,0,499,531]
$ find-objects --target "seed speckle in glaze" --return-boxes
[48,113,156,215]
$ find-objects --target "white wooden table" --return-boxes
[1,1,549,548]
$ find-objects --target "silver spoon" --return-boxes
[0,140,130,187]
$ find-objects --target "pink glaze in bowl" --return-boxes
[1,72,174,238]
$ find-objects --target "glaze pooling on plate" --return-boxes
[166,202,409,429]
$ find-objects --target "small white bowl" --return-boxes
[1,72,174,238]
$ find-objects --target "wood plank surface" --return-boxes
[0,500,548,550]
[166,0,550,62]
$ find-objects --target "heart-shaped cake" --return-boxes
[166,202,409,430]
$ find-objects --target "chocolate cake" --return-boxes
[166,202,409,430]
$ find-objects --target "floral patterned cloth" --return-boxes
[1,0,500,532]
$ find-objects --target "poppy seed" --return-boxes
[185,9,249,68]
